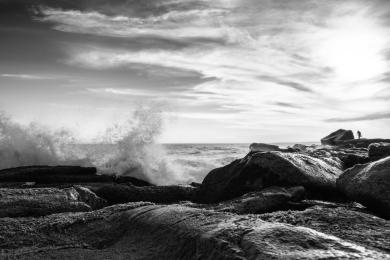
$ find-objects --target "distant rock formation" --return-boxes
[249,142,281,152]
[321,129,354,145]
[337,156,390,218]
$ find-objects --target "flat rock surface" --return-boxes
[1,203,388,259]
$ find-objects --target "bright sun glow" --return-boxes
[318,17,387,82]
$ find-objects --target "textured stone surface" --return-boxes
[337,157,390,218]
[0,188,92,217]
[93,184,197,204]
[198,151,342,203]
[369,142,390,161]
[258,205,390,254]
[0,203,388,259]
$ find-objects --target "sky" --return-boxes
[0,0,389,143]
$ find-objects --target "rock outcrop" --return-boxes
[335,138,390,148]
[0,203,387,259]
[0,187,99,217]
[249,142,281,152]
[337,156,390,218]
[321,129,354,145]
[93,184,197,204]
[198,151,343,203]
[369,142,390,161]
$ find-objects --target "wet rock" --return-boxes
[93,184,197,204]
[369,142,390,161]
[249,142,281,152]
[0,166,106,183]
[198,151,343,203]
[258,205,390,254]
[321,129,354,145]
[0,203,387,259]
[0,166,152,188]
[307,147,369,169]
[337,157,390,218]
[0,187,92,217]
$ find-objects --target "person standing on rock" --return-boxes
[357,130,362,139]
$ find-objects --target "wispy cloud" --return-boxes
[326,112,390,122]
[1,73,54,80]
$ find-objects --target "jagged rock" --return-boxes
[0,187,92,217]
[93,184,197,204]
[198,151,343,203]
[337,157,390,218]
[369,142,390,161]
[321,129,354,145]
[307,147,369,169]
[0,203,387,259]
[249,142,281,152]
[258,205,390,254]
[73,186,107,210]
[191,186,305,214]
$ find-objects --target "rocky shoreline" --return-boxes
[1,129,389,259]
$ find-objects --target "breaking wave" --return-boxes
[0,107,195,185]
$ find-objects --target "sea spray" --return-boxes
[0,108,196,185]
[97,105,195,185]
[0,112,91,169]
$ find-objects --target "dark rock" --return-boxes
[93,184,197,204]
[308,147,369,169]
[198,151,342,203]
[73,186,107,210]
[114,175,153,186]
[249,142,281,152]
[194,186,306,214]
[0,166,106,183]
[258,205,390,254]
[0,187,92,217]
[369,142,390,161]
[190,182,202,188]
[337,157,390,218]
[0,203,387,259]
[321,129,354,145]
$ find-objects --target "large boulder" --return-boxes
[0,203,387,259]
[337,156,390,218]
[321,129,354,145]
[0,187,94,217]
[368,142,390,161]
[93,184,197,204]
[198,151,343,203]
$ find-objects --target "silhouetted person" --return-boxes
[357,130,362,139]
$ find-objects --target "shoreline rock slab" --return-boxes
[92,184,197,204]
[1,203,388,259]
[337,156,390,218]
[198,151,343,203]
[0,187,95,217]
